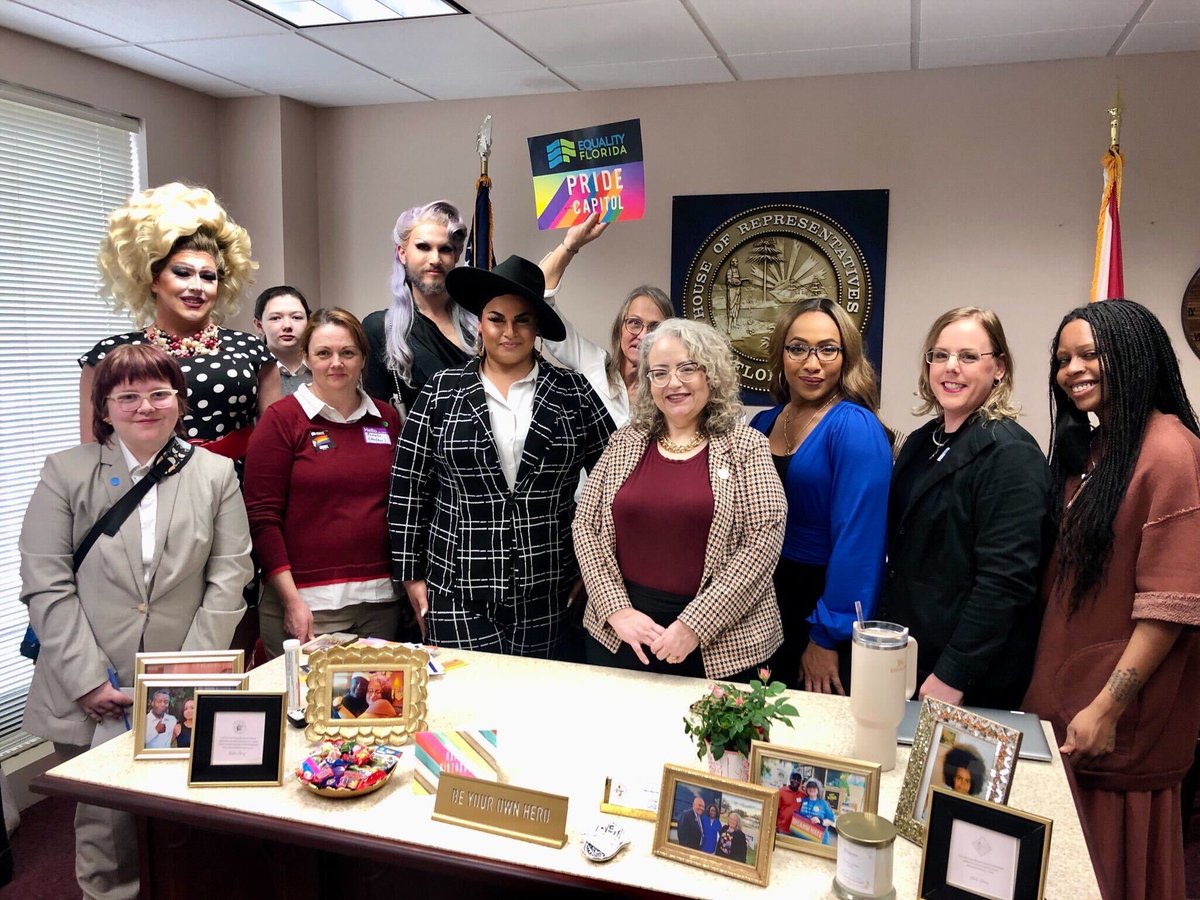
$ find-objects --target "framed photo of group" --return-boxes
[748,740,881,859]
[304,644,429,744]
[896,697,1023,845]
[132,674,248,760]
[653,764,779,886]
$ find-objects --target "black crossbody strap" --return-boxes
[72,438,195,573]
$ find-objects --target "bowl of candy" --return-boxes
[296,741,400,798]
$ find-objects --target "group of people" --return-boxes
[15,181,1200,900]
[676,795,749,862]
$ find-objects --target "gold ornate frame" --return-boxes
[134,649,244,678]
[748,740,881,859]
[653,763,779,887]
[304,644,429,744]
[132,674,248,760]
[895,697,1023,845]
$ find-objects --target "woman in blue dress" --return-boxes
[701,803,721,853]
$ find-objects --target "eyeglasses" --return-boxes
[784,343,842,362]
[647,361,705,387]
[925,349,1000,366]
[623,316,661,336]
[108,389,179,411]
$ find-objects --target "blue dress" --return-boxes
[701,815,721,853]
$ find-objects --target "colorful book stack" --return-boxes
[411,729,500,795]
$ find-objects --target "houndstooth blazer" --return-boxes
[389,356,614,622]
[574,423,786,679]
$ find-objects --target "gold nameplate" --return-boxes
[432,773,569,848]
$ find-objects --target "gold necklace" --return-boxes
[782,393,839,453]
[658,432,706,454]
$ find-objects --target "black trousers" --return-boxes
[768,557,852,691]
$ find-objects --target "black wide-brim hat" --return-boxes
[445,255,566,342]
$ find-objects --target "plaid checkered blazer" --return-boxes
[574,424,786,679]
[389,357,614,624]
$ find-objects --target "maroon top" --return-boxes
[613,444,714,596]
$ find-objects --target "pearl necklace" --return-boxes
[783,393,839,453]
[145,322,220,358]
[658,432,706,454]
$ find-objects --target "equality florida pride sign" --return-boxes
[527,118,645,230]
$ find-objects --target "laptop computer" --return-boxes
[897,700,1054,762]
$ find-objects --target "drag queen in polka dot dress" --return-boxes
[79,183,279,458]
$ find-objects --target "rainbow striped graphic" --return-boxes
[411,729,500,795]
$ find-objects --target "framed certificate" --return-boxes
[188,692,287,787]
[918,786,1052,899]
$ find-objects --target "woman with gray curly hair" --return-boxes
[79,183,278,460]
[574,319,785,679]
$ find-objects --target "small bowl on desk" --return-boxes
[301,766,393,799]
[295,741,400,799]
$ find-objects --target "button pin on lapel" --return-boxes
[717,467,730,480]
[110,476,121,486]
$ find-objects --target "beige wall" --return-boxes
[314,51,1200,447]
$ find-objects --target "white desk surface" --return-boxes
[45,649,1101,899]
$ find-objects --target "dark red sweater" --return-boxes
[244,395,400,588]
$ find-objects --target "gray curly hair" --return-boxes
[630,318,743,437]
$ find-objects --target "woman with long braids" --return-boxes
[1024,299,1200,900]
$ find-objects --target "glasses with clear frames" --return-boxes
[623,317,660,336]
[924,349,999,366]
[108,389,179,411]
[647,361,705,387]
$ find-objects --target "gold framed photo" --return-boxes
[919,786,1052,899]
[132,674,248,760]
[895,697,1023,845]
[653,764,779,887]
[303,644,429,744]
[134,650,244,677]
[187,691,287,788]
[748,740,881,859]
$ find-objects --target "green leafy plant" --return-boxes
[682,668,799,761]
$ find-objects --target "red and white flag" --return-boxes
[1091,145,1124,302]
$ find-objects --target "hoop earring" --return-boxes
[993,378,1001,387]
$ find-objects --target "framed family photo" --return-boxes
[896,697,1023,845]
[187,692,287,787]
[134,650,244,678]
[919,786,1052,899]
[748,740,880,859]
[653,764,779,887]
[132,674,247,760]
[304,644,429,744]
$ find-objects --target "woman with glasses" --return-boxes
[575,319,785,679]
[389,257,613,658]
[244,309,401,655]
[749,299,891,693]
[21,344,251,900]
[880,307,1049,709]
[537,214,673,425]
[1023,300,1200,900]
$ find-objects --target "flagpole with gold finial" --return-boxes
[1091,93,1125,301]
[468,115,495,270]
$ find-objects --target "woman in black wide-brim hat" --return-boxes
[388,255,614,658]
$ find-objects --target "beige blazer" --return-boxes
[19,441,252,745]
[574,424,785,679]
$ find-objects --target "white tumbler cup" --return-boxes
[850,621,918,772]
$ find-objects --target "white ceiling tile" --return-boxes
[731,43,910,80]
[24,0,286,42]
[0,1,121,48]
[141,33,427,102]
[1138,0,1200,24]
[921,0,1141,40]
[559,55,731,90]
[83,45,260,97]
[483,0,713,66]
[689,0,910,56]
[418,68,573,100]
[461,0,608,11]
[921,27,1125,69]
[306,16,535,80]
[1119,21,1200,53]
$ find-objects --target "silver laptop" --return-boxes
[897,700,1053,762]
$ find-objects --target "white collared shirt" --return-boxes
[479,362,539,490]
[295,383,380,424]
[117,438,156,588]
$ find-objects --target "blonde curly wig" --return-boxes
[631,318,744,437]
[97,183,256,326]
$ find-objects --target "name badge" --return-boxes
[310,430,335,451]
[362,426,391,446]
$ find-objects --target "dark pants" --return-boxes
[768,557,852,691]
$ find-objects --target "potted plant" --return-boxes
[683,668,798,781]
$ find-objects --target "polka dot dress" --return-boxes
[80,328,272,443]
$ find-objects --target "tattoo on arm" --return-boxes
[1106,666,1142,706]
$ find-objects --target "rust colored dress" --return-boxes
[1024,413,1200,900]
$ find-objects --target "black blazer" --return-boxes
[879,416,1050,709]
[716,826,747,862]
[389,357,614,623]
[676,810,704,850]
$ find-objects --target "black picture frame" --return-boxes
[187,692,287,787]
[919,786,1052,899]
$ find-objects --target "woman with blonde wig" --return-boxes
[80,183,278,460]
[575,319,785,679]
[750,298,892,694]
[880,307,1049,709]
